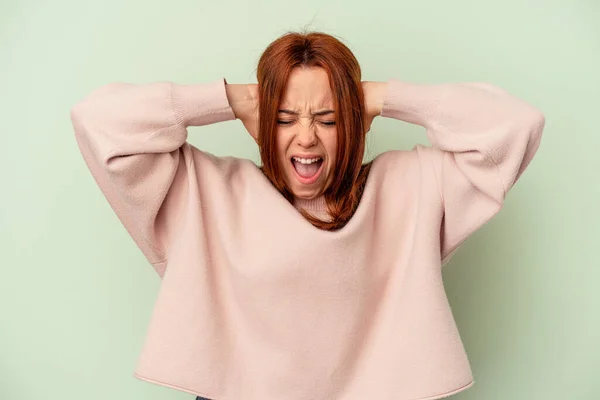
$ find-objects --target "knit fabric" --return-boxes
[71,77,544,400]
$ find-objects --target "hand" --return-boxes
[225,82,259,143]
[361,81,387,134]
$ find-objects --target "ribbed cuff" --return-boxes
[293,195,328,212]
[171,78,236,126]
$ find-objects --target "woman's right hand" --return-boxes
[225,82,259,143]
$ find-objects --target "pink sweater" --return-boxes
[71,77,544,400]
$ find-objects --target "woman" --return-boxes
[71,31,545,400]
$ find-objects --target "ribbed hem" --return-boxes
[171,78,236,126]
[293,195,327,212]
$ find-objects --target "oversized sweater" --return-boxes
[70,77,545,400]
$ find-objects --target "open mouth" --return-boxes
[291,156,324,184]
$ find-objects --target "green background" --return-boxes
[1,1,598,399]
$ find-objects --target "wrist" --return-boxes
[364,81,387,116]
[225,83,255,119]
[372,82,387,116]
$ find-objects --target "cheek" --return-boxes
[275,131,292,164]
[322,131,338,164]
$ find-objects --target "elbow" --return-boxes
[70,102,87,138]
[514,98,545,144]
[527,107,546,144]
[70,101,85,126]
[69,91,96,129]
[511,107,545,184]
[70,100,94,142]
[534,108,546,130]
[527,103,545,127]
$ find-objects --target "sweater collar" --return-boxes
[293,195,327,212]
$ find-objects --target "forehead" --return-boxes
[280,67,333,108]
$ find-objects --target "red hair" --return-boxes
[256,30,372,231]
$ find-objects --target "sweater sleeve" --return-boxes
[380,79,545,265]
[70,78,236,277]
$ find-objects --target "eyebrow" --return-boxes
[278,109,335,116]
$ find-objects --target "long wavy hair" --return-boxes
[256,30,372,231]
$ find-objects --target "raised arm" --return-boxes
[377,78,545,264]
[70,78,236,276]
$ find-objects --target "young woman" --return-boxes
[71,31,545,400]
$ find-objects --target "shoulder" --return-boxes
[188,145,261,175]
[185,144,270,192]
[371,146,442,177]
[368,147,444,202]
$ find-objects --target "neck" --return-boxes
[293,195,329,220]
[293,195,327,211]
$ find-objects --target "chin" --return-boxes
[288,181,324,199]
[292,190,321,200]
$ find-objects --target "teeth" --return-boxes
[293,157,322,164]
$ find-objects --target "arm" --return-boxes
[373,79,545,264]
[70,78,237,276]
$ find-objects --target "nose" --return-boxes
[296,120,318,148]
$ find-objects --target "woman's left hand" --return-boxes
[361,81,387,134]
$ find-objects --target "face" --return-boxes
[276,67,337,199]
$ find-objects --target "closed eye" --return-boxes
[277,120,336,126]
